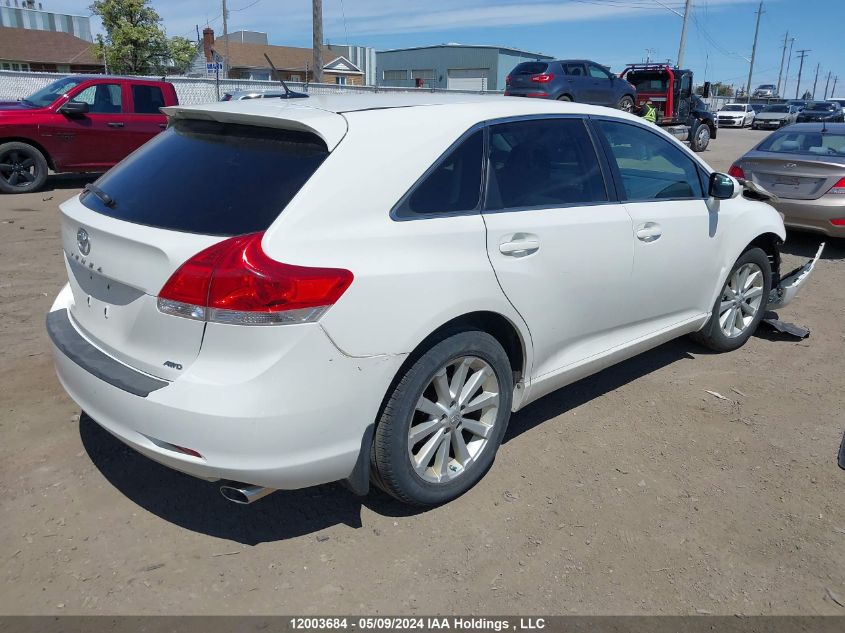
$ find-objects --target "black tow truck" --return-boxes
[620,64,716,152]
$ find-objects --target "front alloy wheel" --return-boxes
[718,262,765,338]
[0,142,48,194]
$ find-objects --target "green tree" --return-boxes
[91,0,195,75]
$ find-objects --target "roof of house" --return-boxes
[224,40,361,74]
[0,26,100,66]
[377,43,554,59]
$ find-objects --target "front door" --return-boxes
[586,63,614,106]
[41,82,133,171]
[482,116,635,382]
[591,117,723,335]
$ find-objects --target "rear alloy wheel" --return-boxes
[689,123,711,152]
[691,248,771,352]
[372,330,513,505]
[617,95,635,112]
[0,142,48,194]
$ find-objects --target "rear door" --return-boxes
[561,62,588,100]
[123,83,169,151]
[57,116,335,381]
[592,117,721,332]
[482,116,635,381]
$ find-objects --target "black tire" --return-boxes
[557,94,572,102]
[371,330,514,506]
[691,247,772,353]
[0,141,48,194]
[616,95,635,112]
[751,123,759,130]
[689,122,712,152]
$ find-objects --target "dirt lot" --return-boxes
[1,128,843,616]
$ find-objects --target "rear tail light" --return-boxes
[728,164,746,179]
[530,73,554,83]
[826,177,845,195]
[831,219,845,226]
[157,232,353,326]
[505,74,512,84]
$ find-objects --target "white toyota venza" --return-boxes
[47,94,821,506]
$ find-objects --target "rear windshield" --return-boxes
[757,131,845,156]
[511,62,548,75]
[80,119,329,236]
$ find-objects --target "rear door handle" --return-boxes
[636,222,662,242]
[107,122,124,128]
[499,234,540,257]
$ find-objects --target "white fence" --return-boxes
[0,69,502,106]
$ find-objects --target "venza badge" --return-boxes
[76,228,91,255]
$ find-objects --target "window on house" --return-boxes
[383,69,407,81]
[411,69,435,80]
[335,76,348,85]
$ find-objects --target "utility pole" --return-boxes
[312,0,323,83]
[676,0,692,68]
[794,49,810,98]
[744,0,763,100]
[221,0,230,79]
[833,76,839,97]
[811,63,820,99]
[776,31,788,97]
[782,37,795,98]
[824,71,832,99]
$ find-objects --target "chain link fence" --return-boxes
[0,69,502,105]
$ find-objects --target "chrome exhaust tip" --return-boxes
[219,481,275,505]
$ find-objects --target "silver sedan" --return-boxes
[729,123,845,237]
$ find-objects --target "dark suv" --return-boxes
[505,59,637,112]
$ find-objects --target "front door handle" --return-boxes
[107,122,124,128]
[499,234,540,257]
[636,222,662,243]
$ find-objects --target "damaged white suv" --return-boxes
[47,94,821,506]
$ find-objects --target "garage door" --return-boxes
[447,68,489,91]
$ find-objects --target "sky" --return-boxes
[51,0,845,96]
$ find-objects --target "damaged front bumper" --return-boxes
[768,242,825,308]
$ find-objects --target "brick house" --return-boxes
[193,28,364,85]
[0,25,103,73]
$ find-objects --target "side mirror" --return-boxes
[709,172,739,200]
[702,82,712,98]
[59,101,89,115]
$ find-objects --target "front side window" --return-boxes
[394,130,483,217]
[588,64,611,80]
[72,84,122,113]
[596,119,704,200]
[486,118,607,210]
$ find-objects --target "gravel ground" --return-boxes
[0,128,843,616]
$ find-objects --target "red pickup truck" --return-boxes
[0,75,178,193]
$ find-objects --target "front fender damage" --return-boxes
[768,242,825,309]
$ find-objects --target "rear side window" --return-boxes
[80,119,329,236]
[132,85,165,114]
[511,62,548,75]
[394,130,483,217]
[486,118,607,210]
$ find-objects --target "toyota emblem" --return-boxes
[76,228,91,255]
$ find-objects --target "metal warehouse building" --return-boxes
[376,44,554,91]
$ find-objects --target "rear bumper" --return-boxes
[769,196,845,238]
[504,90,552,99]
[47,287,403,491]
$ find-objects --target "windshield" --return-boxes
[21,77,88,107]
[763,105,788,113]
[807,102,836,112]
[757,131,845,156]
[722,105,744,112]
